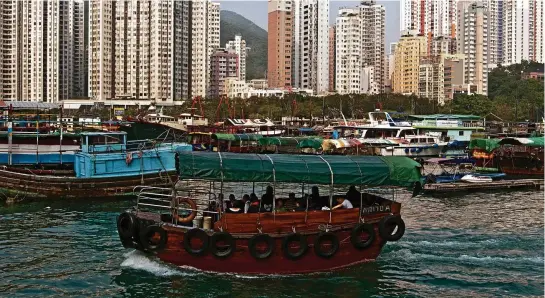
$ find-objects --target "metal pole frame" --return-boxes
[318,155,334,226]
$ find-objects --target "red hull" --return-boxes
[135,205,400,275]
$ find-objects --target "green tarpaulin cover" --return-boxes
[468,138,501,152]
[177,152,421,188]
[296,138,324,149]
[212,133,236,141]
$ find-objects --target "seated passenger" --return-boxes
[332,197,354,210]
[293,198,307,212]
[242,194,251,214]
[275,199,287,213]
[226,194,236,210]
[226,199,244,213]
[346,185,362,207]
[261,186,274,212]
[247,195,261,213]
[310,186,328,210]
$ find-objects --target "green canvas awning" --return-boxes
[259,137,304,146]
[233,134,263,141]
[296,138,323,149]
[469,138,501,152]
[177,152,422,188]
[212,133,236,141]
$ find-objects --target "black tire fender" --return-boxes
[183,228,209,256]
[209,232,236,258]
[282,233,308,260]
[117,212,137,240]
[139,225,168,252]
[378,215,405,242]
[350,223,376,250]
[313,232,339,259]
[248,234,275,260]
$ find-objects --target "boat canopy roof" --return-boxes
[296,138,323,149]
[259,137,310,146]
[323,139,352,150]
[212,133,263,141]
[469,138,501,152]
[176,151,422,187]
[498,137,544,147]
[409,114,481,120]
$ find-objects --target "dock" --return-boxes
[423,179,544,193]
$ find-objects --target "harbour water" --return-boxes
[0,190,543,297]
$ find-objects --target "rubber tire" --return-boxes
[209,232,236,258]
[139,225,168,252]
[313,232,339,259]
[378,215,405,242]
[117,212,136,240]
[248,234,275,260]
[350,223,376,250]
[282,233,308,260]
[183,228,209,256]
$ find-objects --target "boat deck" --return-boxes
[423,179,544,193]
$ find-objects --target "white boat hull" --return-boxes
[461,175,492,183]
[379,144,446,158]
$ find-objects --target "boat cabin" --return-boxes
[409,114,485,142]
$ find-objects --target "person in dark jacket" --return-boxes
[346,185,362,207]
[261,186,274,212]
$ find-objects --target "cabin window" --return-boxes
[427,138,434,143]
[459,131,464,136]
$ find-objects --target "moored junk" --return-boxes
[0,131,191,202]
[116,152,422,274]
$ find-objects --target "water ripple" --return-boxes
[0,190,543,297]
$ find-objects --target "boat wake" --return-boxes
[120,250,199,277]
[385,248,544,265]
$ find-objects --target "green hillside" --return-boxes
[220,10,267,80]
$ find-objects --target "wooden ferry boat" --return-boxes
[496,137,544,177]
[116,152,422,274]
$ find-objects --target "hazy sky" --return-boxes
[218,0,401,50]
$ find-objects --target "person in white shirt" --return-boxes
[332,197,354,210]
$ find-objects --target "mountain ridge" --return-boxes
[220,10,267,80]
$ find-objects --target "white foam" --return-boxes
[385,248,544,265]
[120,250,199,277]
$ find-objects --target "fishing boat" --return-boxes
[116,152,422,274]
[496,137,544,177]
[0,132,191,201]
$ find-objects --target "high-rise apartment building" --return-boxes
[419,54,464,104]
[209,49,239,98]
[334,1,385,94]
[293,0,329,94]
[190,1,220,98]
[392,32,427,95]
[503,0,544,65]
[225,35,247,82]
[267,0,293,89]
[400,0,458,54]
[0,1,87,102]
[458,2,489,95]
[89,0,193,102]
[483,0,503,65]
[328,26,336,93]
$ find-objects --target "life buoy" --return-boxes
[139,225,168,252]
[350,223,376,250]
[248,234,275,260]
[183,228,209,256]
[313,232,339,259]
[282,233,308,260]
[378,215,405,242]
[174,197,197,224]
[125,153,133,165]
[209,232,235,258]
